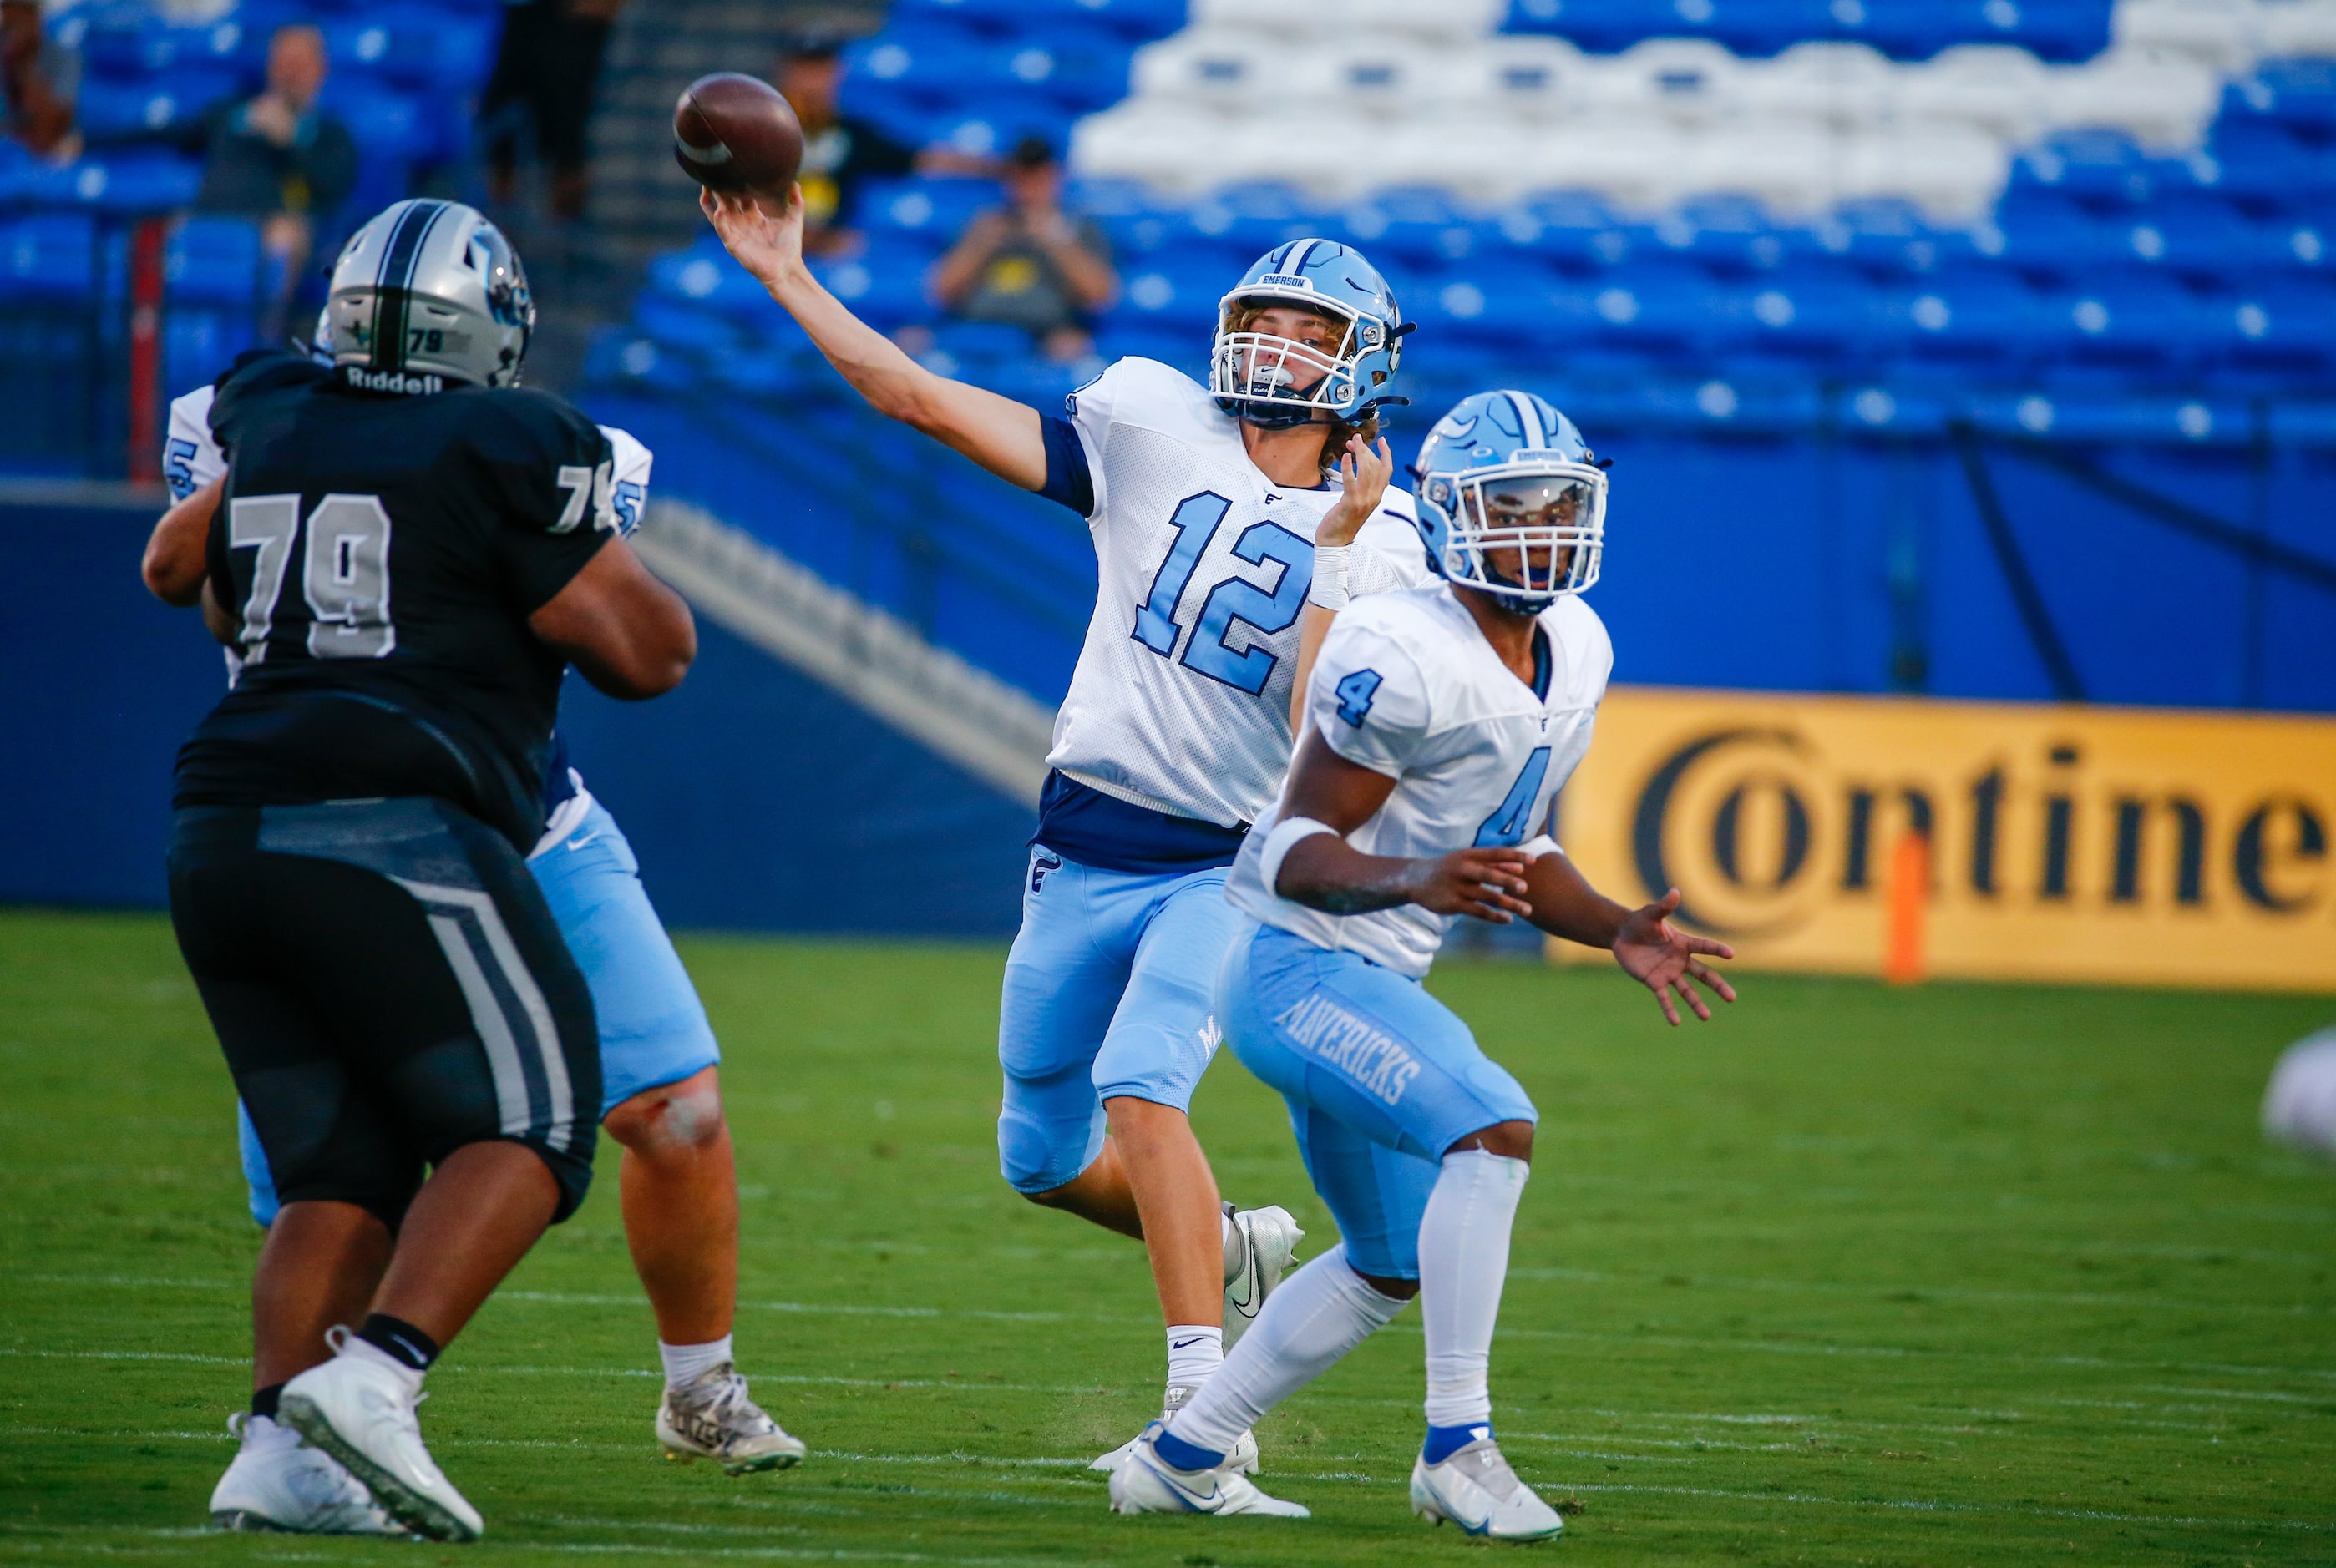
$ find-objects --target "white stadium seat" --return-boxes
[1837,122,2011,224]
[1285,42,1442,119]
[1411,37,1592,123]
[1127,29,1279,113]
[1738,42,1904,129]
[2257,0,2336,59]
[1598,38,1749,125]
[1374,114,1550,202]
[1893,45,2055,142]
[1688,120,1838,216]
[2043,45,2225,149]
[1072,103,1249,194]
[2114,0,2266,71]
[1523,115,1719,210]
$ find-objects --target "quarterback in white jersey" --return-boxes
[1112,392,1736,1535]
[702,192,1427,1463]
[142,259,801,1532]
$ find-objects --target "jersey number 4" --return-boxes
[1130,491,1311,696]
[1474,747,1552,847]
[227,493,395,663]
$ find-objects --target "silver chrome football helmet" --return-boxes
[326,199,534,390]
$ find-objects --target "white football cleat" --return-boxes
[277,1334,482,1543]
[208,1413,404,1535]
[1109,1424,1309,1518]
[1411,1434,1565,1540]
[1223,1203,1303,1344]
[656,1363,808,1474]
[1089,1383,1257,1474]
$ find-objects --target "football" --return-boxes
[672,72,803,198]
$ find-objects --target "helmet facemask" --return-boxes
[1210,291,1394,430]
[1425,460,1607,615]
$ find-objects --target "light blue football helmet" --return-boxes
[1414,390,1607,615]
[1211,238,1407,430]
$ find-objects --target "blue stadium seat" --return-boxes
[1343,187,1488,271]
[164,306,259,395]
[633,296,743,358]
[1111,254,1226,332]
[862,177,1001,253]
[1649,194,1785,271]
[1499,190,1634,269]
[1892,268,2049,365]
[0,214,99,301]
[2210,119,2335,207]
[2222,278,2336,371]
[1994,190,2122,278]
[77,11,262,78]
[2009,131,2154,207]
[78,69,243,144]
[1721,260,1882,362]
[893,0,1183,43]
[2225,60,2336,139]
[815,254,933,331]
[319,80,432,166]
[2126,192,2284,276]
[165,215,272,306]
[1190,182,1330,260]
[2046,273,2218,367]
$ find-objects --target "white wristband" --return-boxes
[1259,815,1339,896]
[1518,833,1561,861]
[1308,544,1350,610]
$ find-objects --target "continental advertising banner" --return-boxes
[1553,688,2336,992]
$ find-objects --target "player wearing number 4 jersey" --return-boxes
[702,193,1429,1465]
[1112,392,1738,1536]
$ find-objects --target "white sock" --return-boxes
[337,1331,423,1395]
[1167,1244,1409,1458]
[1165,1324,1223,1388]
[659,1334,734,1391]
[1419,1148,1530,1430]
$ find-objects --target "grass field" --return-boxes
[4,908,2334,1565]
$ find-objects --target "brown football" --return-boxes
[673,72,803,196]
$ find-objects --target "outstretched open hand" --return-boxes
[699,184,807,290]
[1612,888,1737,1025]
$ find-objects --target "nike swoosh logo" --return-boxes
[1170,1337,1212,1351]
[564,832,602,852]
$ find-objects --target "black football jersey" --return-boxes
[174,352,618,851]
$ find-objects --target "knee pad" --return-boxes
[996,1091,1105,1196]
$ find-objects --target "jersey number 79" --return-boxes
[227,493,396,663]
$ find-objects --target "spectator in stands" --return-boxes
[2,0,74,157]
[193,24,355,329]
[773,36,987,259]
[930,137,1116,362]
[483,0,629,223]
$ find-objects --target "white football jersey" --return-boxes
[1227,583,1614,979]
[1051,357,1431,828]
[165,383,655,529]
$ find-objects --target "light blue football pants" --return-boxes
[1215,916,1538,1280]
[995,848,1243,1194]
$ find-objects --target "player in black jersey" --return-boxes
[165,198,697,1542]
